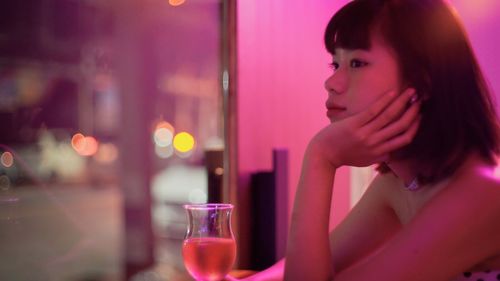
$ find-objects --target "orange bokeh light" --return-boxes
[71,133,85,150]
[1,152,14,168]
[169,0,186,7]
[71,133,99,156]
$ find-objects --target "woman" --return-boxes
[239,0,500,280]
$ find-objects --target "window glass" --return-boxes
[0,0,223,279]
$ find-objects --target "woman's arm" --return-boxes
[285,89,420,280]
[284,144,337,280]
[235,259,285,281]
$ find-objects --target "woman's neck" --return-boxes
[385,158,419,187]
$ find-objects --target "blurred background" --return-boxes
[0,0,228,280]
[0,0,499,280]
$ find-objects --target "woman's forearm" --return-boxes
[239,258,285,281]
[284,143,337,281]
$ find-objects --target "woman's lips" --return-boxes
[325,104,347,118]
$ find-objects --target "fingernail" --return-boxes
[409,93,419,105]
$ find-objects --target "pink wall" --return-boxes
[236,0,351,241]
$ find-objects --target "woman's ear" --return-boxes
[404,73,431,102]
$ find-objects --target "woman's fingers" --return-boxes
[373,114,421,156]
[318,88,420,168]
[363,88,417,132]
[369,99,421,146]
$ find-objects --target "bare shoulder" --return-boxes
[426,154,500,254]
[441,153,500,215]
[450,154,500,201]
[458,159,500,271]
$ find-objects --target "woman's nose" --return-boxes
[324,70,347,95]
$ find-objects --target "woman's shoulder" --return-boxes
[451,153,500,194]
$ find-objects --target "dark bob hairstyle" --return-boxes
[324,0,500,184]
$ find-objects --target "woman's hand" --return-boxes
[310,88,421,168]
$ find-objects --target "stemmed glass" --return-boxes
[182,204,236,281]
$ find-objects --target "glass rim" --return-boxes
[183,203,234,210]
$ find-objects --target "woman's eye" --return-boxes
[329,62,339,71]
[350,59,368,68]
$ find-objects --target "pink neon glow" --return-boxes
[451,0,499,21]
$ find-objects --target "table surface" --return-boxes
[134,262,257,281]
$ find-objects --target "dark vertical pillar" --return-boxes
[221,0,242,267]
[248,149,288,270]
[273,149,288,260]
[114,1,155,279]
[250,171,276,270]
[221,0,238,205]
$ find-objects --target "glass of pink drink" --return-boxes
[182,204,236,281]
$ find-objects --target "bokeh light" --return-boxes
[71,133,99,156]
[214,167,224,176]
[81,136,99,156]
[169,0,186,7]
[71,133,85,150]
[1,152,14,168]
[173,132,195,153]
[154,128,174,147]
[153,120,175,148]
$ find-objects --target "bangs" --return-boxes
[324,0,386,53]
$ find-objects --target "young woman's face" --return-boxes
[324,35,402,122]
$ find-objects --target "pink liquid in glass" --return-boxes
[182,237,236,281]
